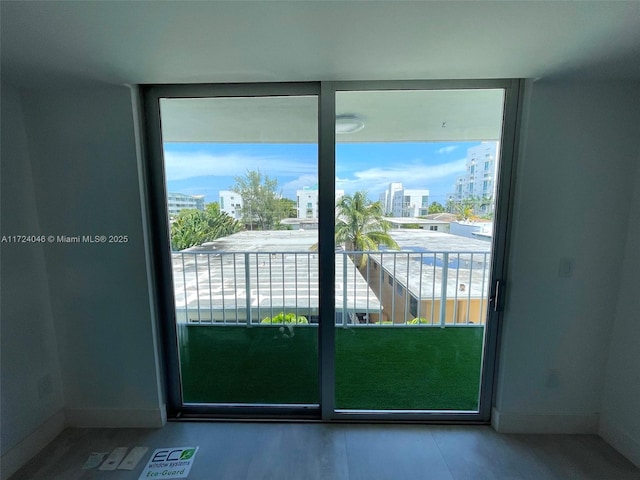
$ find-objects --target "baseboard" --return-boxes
[491,407,599,434]
[65,405,166,428]
[599,418,640,468]
[0,410,65,480]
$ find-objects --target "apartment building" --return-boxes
[391,188,430,217]
[296,186,344,219]
[450,142,498,213]
[380,182,430,217]
[166,192,205,217]
[219,190,243,219]
[380,182,403,215]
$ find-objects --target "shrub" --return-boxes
[408,317,430,325]
[261,312,308,324]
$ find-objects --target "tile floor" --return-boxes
[9,422,640,480]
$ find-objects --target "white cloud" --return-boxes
[164,150,316,181]
[437,145,458,155]
[281,174,319,194]
[336,158,467,195]
[336,176,391,197]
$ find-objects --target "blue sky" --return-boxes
[164,141,480,204]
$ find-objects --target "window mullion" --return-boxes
[318,82,336,420]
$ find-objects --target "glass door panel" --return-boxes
[159,94,319,407]
[333,89,505,411]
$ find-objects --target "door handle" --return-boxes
[490,280,502,312]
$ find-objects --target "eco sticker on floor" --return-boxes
[138,447,199,479]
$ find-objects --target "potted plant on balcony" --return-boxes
[260,312,308,324]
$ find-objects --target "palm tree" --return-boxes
[335,191,399,268]
[455,203,475,222]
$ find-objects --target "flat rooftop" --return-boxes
[191,229,320,253]
[387,229,491,253]
[188,228,491,254]
[176,230,380,319]
[386,217,450,226]
[371,230,491,300]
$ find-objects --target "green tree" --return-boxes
[477,195,493,217]
[455,198,479,221]
[427,201,445,214]
[277,198,297,220]
[334,191,399,267]
[450,195,494,220]
[170,204,242,251]
[232,170,282,230]
[205,201,221,217]
[445,198,457,214]
[455,204,475,221]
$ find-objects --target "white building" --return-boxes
[449,220,493,241]
[450,142,499,213]
[380,182,403,215]
[380,183,430,217]
[167,192,205,217]
[391,188,430,217]
[296,186,344,219]
[219,190,243,219]
[386,217,450,233]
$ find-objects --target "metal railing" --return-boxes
[173,250,490,327]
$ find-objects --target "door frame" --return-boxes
[139,79,522,422]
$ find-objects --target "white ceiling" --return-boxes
[2,1,640,88]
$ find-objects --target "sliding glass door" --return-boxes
[142,80,520,421]
[332,88,508,416]
[144,84,322,417]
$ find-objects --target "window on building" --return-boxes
[409,295,418,317]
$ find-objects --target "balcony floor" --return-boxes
[179,325,483,410]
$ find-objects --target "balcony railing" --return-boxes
[173,250,491,327]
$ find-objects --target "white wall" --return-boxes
[219,190,243,219]
[449,221,490,239]
[600,153,640,467]
[493,80,640,444]
[18,83,165,428]
[0,85,65,478]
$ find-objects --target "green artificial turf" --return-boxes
[179,325,483,410]
[179,325,319,404]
